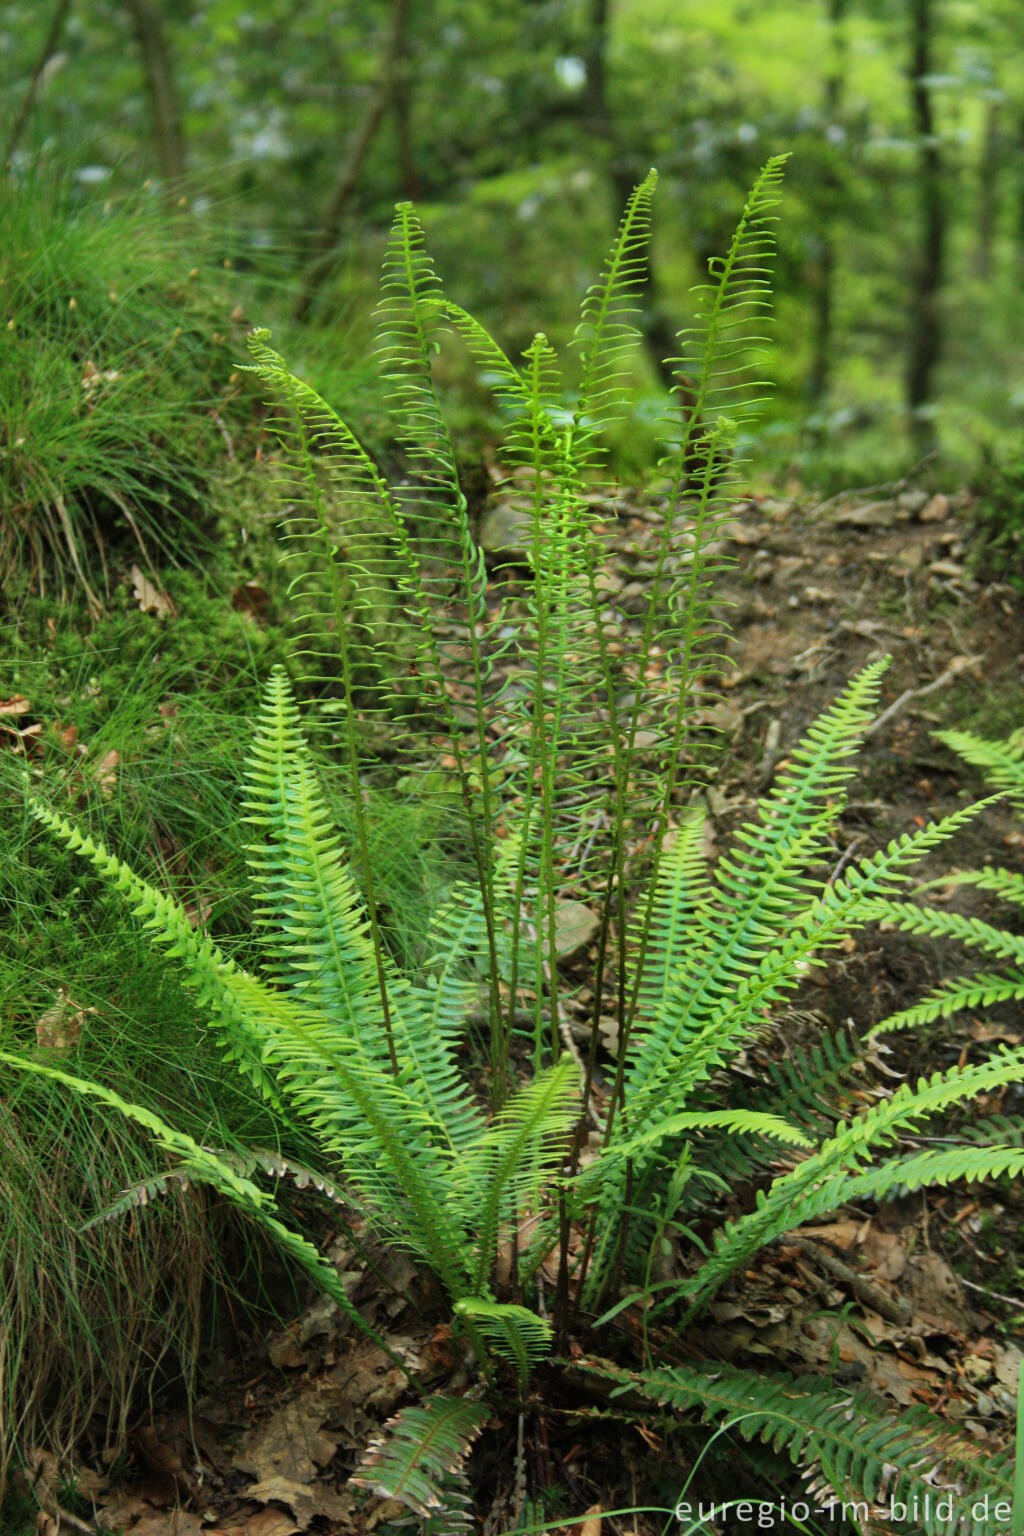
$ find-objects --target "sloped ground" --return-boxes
[19,487,1024,1536]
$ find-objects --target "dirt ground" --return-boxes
[25,485,1024,1536]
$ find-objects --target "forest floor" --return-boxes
[23,484,1024,1536]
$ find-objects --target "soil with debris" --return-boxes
[24,486,1024,1536]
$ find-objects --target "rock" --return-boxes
[554,901,601,961]
[478,500,533,561]
[833,500,909,528]
[919,493,949,522]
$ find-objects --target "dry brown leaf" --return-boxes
[232,582,271,620]
[0,695,31,716]
[217,1510,301,1536]
[93,748,121,794]
[34,986,96,1049]
[131,564,176,619]
[245,1478,315,1529]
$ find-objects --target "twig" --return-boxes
[863,655,983,740]
[788,1235,913,1326]
[959,1276,1024,1311]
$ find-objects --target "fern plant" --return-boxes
[7,164,1024,1531]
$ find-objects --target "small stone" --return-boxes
[919,493,949,522]
[554,901,601,961]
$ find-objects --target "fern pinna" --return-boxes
[8,165,1024,1530]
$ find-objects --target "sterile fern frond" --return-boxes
[0,1049,411,1375]
[454,1299,553,1387]
[936,724,1024,809]
[453,1055,578,1295]
[679,1047,1024,1315]
[353,1395,489,1530]
[579,1359,1012,1531]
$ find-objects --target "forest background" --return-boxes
[5,0,1023,490]
[6,4,1024,1532]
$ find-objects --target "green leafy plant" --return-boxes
[8,162,1024,1529]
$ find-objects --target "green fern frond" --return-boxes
[859,897,1024,963]
[579,1358,1012,1530]
[936,725,1024,809]
[241,330,414,712]
[453,1055,578,1296]
[0,1048,412,1377]
[613,1109,815,1165]
[624,661,890,1118]
[454,1298,553,1387]
[571,167,659,468]
[78,1147,353,1232]
[869,969,1024,1035]
[919,866,1024,908]
[353,1395,489,1529]
[681,1047,1024,1314]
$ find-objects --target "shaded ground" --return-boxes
[18,485,1024,1536]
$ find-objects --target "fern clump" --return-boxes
[7,163,1024,1530]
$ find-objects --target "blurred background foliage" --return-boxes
[3,0,1023,494]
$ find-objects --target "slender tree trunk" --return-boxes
[808,0,847,404]
[3,0,73,168]
[294,0,410,324]
[124,0,187,190]
[392,6,419,200]
[905,0,946,454]
[973,97,1000,280]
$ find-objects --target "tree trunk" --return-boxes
[3,0,74,168]
[905,0,946,455]
[294,0,410,324]
[973,97,1000,280]
[808,0,847,404]
[124,0,187,190]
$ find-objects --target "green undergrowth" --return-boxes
[0,172,266,610]
[0,571,460,1500]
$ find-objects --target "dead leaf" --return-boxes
[245,1477,315,1529]
[0,696,31,716]
[238,1400,337,1485]
[219,1509,301,1536]
[34,986,95,1049]
[93,748,121,795]
[231,582,270,620]
[131,564,176,618]
[554,902,601,962]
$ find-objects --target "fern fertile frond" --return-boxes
[571,167,658,472]
[241,330,415,712]
[374,202,462,555]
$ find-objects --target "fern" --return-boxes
[12,167,1024,1527]
[579,1359,1012,1535]
[353,1395,489,1531]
